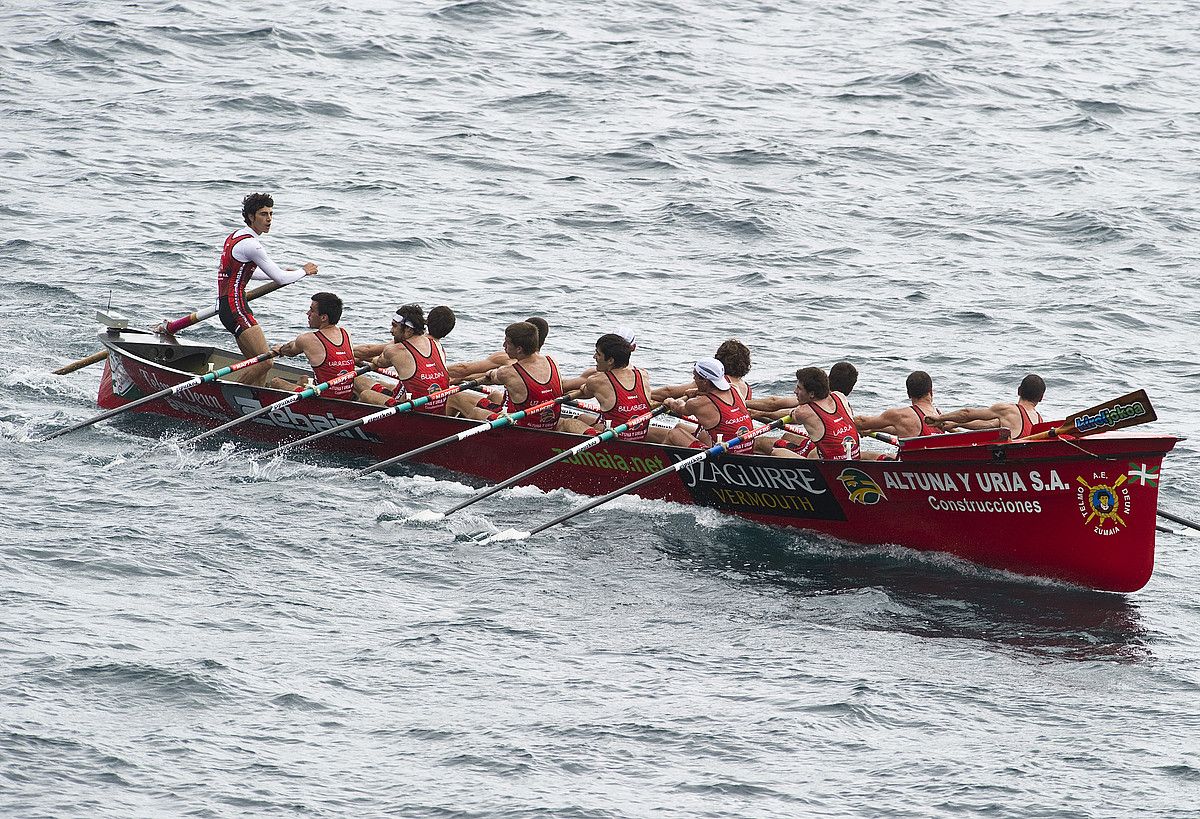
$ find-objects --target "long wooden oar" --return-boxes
[52,280,291,375]
[434,404,670,520]
[483,415,792,542]
[358,393,580,477]
[1017,389,1156,441]
[40,351,280,442]
[52,350,110,376]
[183,363,373,446]
[259,379,483,459]
[1159,510,1200,533]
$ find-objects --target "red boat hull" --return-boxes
[96,335,1176,592]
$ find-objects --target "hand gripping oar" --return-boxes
[183,363,374,446]
[358,392,581,477]
[1017,389,1156,441]
[486,415,792,542]
[40,351,280,442]
[52,280,292,376]
[434,404,671,520]
[259,379,483,459]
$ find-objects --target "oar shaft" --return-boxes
[359,393,576,476]
[52,349,109,376]
[40,351,278,442]
[162,281,284,335]
[53,280,293,376]
[444,405,669,517]
[525,415,791,537]
[262,379,481,458]
[1158,510,1200,532]
[186,363,372,445]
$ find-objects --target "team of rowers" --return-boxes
[213,193,1048,460]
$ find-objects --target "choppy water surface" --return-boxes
[3,1,1199,816]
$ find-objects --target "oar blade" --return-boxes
[1057,389,1156,438]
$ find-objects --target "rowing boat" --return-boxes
[91,330,1178,593]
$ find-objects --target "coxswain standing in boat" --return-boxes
[353,304,451,411]
[753,367,861,459]
[559,333,670,443]
[217,193,319,386]
[926,373,1046,439]
[662,358,755,451]
[269,292,355,399]
[853,370,946,438]
[444,321,572,430]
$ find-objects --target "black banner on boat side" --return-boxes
[675,453,847,521]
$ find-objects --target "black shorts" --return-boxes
[218,294,258,338]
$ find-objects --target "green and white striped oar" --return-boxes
[40,351,280,442]
[183,363,374,446]
[432,403,670,519]
[358,392,580,476]
[259,379,483,459]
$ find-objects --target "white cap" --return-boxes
[613,325,637,349]
[391,310,416,330]
[694,357,730,391]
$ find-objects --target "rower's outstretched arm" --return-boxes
[854,409,902,434]
[650,382,694,401]
[746,395,795,413]
[353,342,388,361]
[926,405,1003,431]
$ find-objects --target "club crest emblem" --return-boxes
[837,468,886,505]
[1076,473,1131,536]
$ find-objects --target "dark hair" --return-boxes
[525,317,549,349]
[427,305,455,339]
[595,334,633,368]
[906,370,933,400]
[715,339,751,378]
[505,321,539,357]
[395,303,426,335]
[311,292,343,325]
[241,192,274,225]
[829,361,858,395]
[1019,373,1046,402]
[795,366,830,400]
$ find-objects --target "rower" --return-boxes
[269,292,355,399]
[446,316,549,382]
[651,339,752,402]
[444,320,569,430]
[756,367,861,460]
[830,361,858,396]
[217,192,319,386]
[559,334,670,442]
[854,370,946,438]
[428,305,456,341]
[926,374,1046,439]
[663,358,754,451]
[354,304,451,411]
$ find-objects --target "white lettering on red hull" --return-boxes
[231,396,374,440]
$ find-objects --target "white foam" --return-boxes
[481,528,531,544]
[406,509,446,523]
